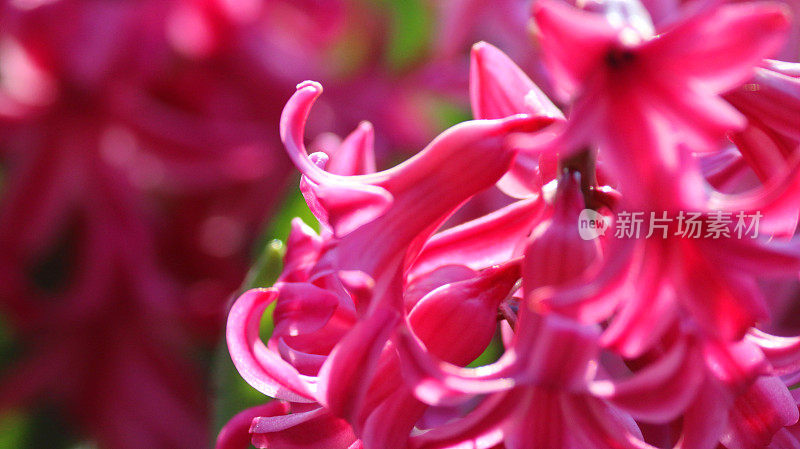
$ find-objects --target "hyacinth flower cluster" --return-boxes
[218,0,800,448]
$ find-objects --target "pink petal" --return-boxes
[590,338,705,423]
[677,244,768,341]
[720,376,799,449]
[646,77,746,152]
[522,172,601,293]
[307,180,394,237]
[226,288,316,402]
[511,312,600,391]
[250,407,357,449]
[408,390,521,449]
[748,330,800,376]
[709,156,800,238]
[409,197,545,280]
[277,339,327,376]
[504,388,564,449]
[533,0,620,100]
[768,428,800,449]
[727,65,800,142]
[404,264,477,311]
[560,395,649,449]
[601,252,679,357]
[645,2,791,94]
[326,121,377,176]
[215,402,289,449]
[394,326,519,406]
[701,237,800,278]
[703,339,769,391]
[409,262,520,366]
[673,380,730,449]
[533,236,638,324]
[279,218,323,283]
[361,389,427,449]
[469,41,563,120]
[317,307,399,421]
[272,282,341,338]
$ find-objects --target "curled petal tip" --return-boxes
[296,80,323,93]
[471,40,490,54]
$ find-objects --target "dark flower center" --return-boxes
[605,48,637,70]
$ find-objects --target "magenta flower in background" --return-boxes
[218,0,800,448]
[0,0,517,448]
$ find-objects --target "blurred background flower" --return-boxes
[0,0,538,447]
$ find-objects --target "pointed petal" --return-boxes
[533,0,620,100]
[726,65,800,142]
[308,180,394,237]
[601,256,679,357]
[709,155,800,238]
[404,264,476,311]
[327,121,377,176]
[560,395,650,449]
[277,339,327,376]
[645,2,791,93]
[394,326,519,406]
[470,41,563,121]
